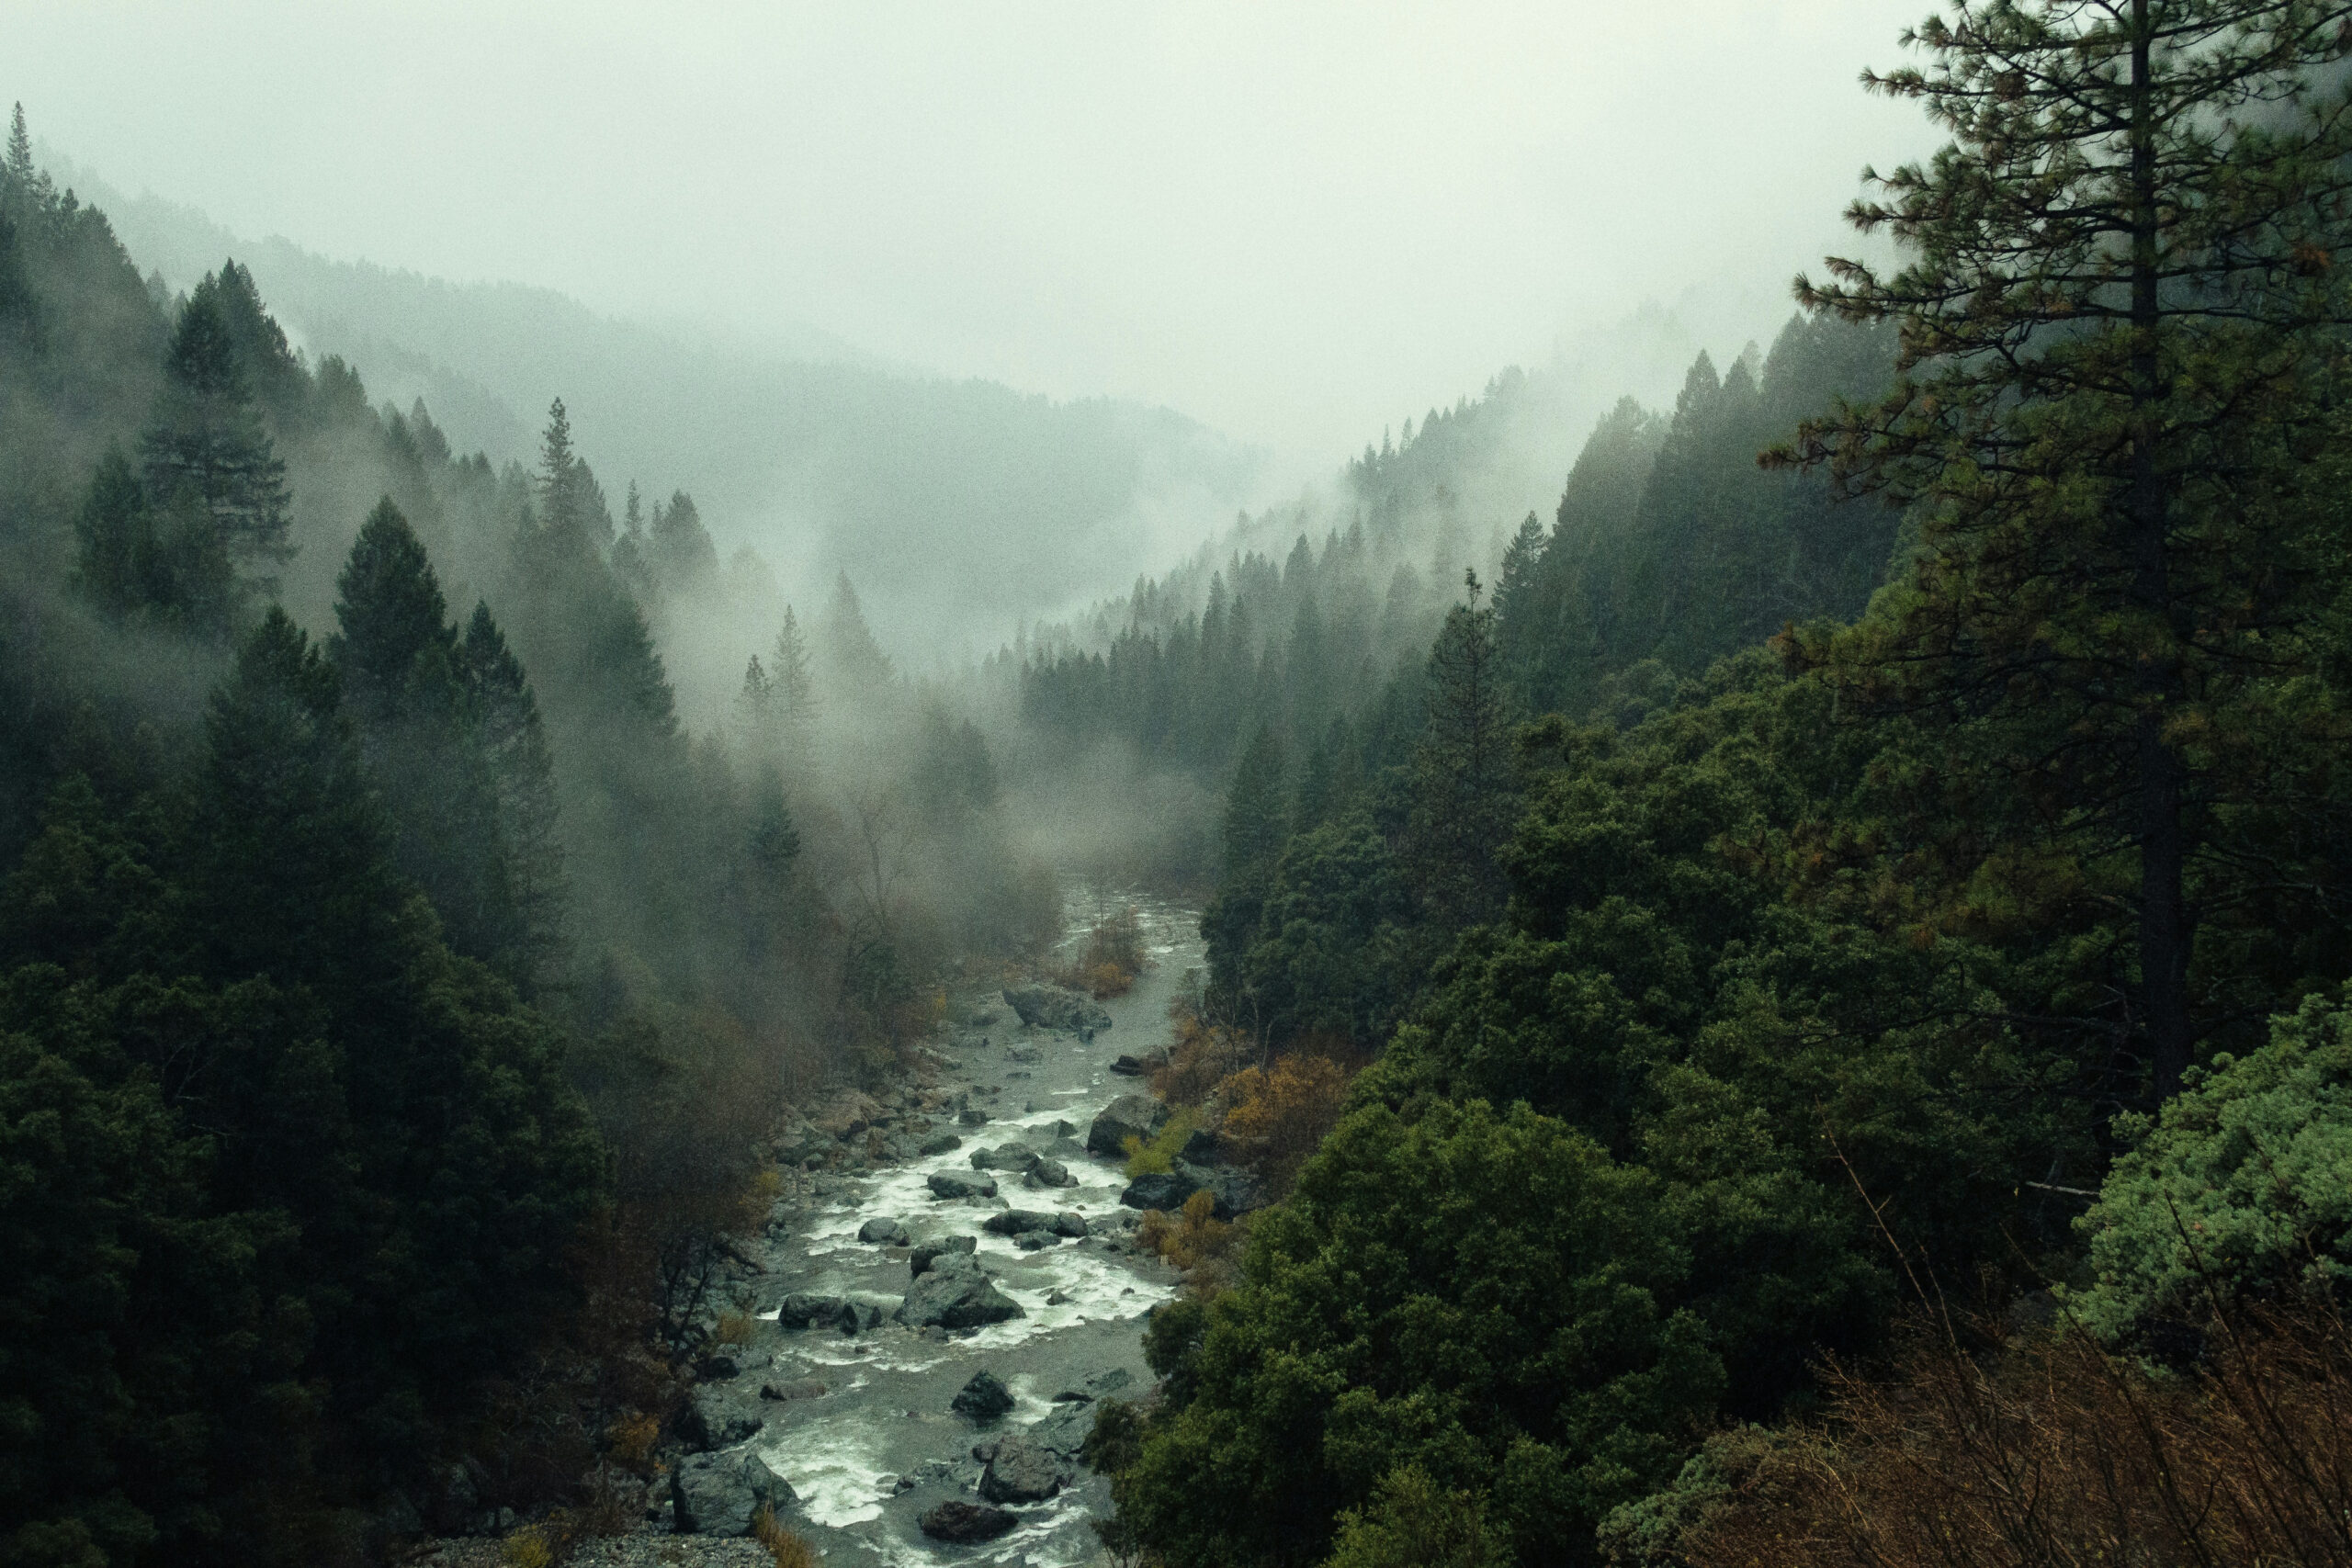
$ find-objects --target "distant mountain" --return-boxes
[45,151,1269,655]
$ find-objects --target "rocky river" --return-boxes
[669,891,1209,1567]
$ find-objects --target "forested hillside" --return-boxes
[0,111,1054,1566]
[1069,8,2352,1568]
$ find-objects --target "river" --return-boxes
[737,887,1198,1566]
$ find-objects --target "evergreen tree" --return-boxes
[139,275,292,581]
[71,445,233,633]
[533,396,589,547]
[733,653,779,761]
[1785,0,2352,1098]
[773,605,818,728]
[819,572,895,697]
[3,105,29,187]
[461,602,567,993]
[1409,570,1518,924]
[648,489,718,595]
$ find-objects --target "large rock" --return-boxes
[1023,1156,1079,1189]
[910,1235,978,1278]
[1120,1161,1262,1219]
[773,1292,850,1330]
[951,1369,1015,1420]
[978,1430,1063,1504]
[920,1500,1018,1542]
[1002,984,1114,1039]
[1087,1093,1170,1158]
[927,1170,999,1200]
[1029,1399,1100,1459]
[980,1209,1058,1236]
[806,1088,882,1140]
[969,1141,1043,1173]
[857,1216,910,1245]
[671,1448,797,1536]
[894,1253,1026,1330]
[676,1388,765,1451]
[916,1131,964,1156]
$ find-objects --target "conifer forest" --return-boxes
[10,5,2352,1566]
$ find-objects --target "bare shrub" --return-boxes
[1680,1293,2352,1568]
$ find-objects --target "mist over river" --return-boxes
[716,888,1200,1566]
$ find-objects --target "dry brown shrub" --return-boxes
[1155,1005,1250,1106]
[1680,1295,2352,1568]
[1056,906,1148,997]
[752,1503,821,1567]
[1137,1189,1241,1284]
[1218,1052,1351,1193]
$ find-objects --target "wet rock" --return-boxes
[773,1292,849,1330]
[970,1141,1042,1173]
[1108,1054,1150,1076]
[1006,1044,1044,1063]
[1119,1169,1201,1213]
[1002,983,1114,1039]
[841,1292,899,1332]
[676,1388,764,1452]
[910,1235,978,1277]
[1030,1400,1100,1459]
[950,1369,1015,1420]
[1014,1230,1061,1250]
[1045,1289,1071,1305]
[956,1107,991,1126]
[920,1500,1018,1542]
[759,1378,827,1402]
[927,1170,999,1200]
[671,1448,796,1536]
[1179,1127,1221,1164]
[916,1131,964,1156]
[857,1216,910,1245]
[1088,1367,1135,1397]
[1023,1156,1079,1188]
[895,1253,1026,1330]
[1087,1093,1170,1157]
[981,1209,1059,1235]
[1054,1118,1079,1137]
[978,1430,1063,1504]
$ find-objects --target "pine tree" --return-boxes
[1410,570,1518,925]
[462,602,567,992]
[534,396,587,546]
[71,444,234,633]
[3,104,28,186]
[773,605,818,728]
[733,653,779,761]
[819,572,895,696]
[140,275,293,581]
[1785,0,2352,1099]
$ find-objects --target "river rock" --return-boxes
[1002,983,1114,1039]
[676,1388,764,1452]
[980,1209,1058,1235]
[671,1448,796,1536]
[951,1369,1015,1420]
[916,1131,964,1156]
[969,1141,1042,1173]
[1119,1169,1199,1212]
[978,1430,1063,1504]
[895,1253,1026,1330]
[1087,1093,1170,1157]
[771,1120,833,1166]
[920,1500,1018,1542]
[1120,1161,1262,1219]
[760,1378,827,1402]
[857,1216,910,1245]
[1023,1156,1078,1188]
[910,1235,978,1277]
[956,1107,991,1126]
[1030,1399,1099,1459]
[927,1170,999,1200]
[773,1292,849,1329]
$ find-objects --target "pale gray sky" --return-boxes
[4,1,1935,460]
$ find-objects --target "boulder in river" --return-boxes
[759,1378,827,1402]
[676,1388,765,1451]
[950,1369,1015,1420]
[978,1430,1064,1504]
[956,1107,991,1126]
[920,1500,1018,1542]
[910,1235,978,1277]
[671,1448,796,1536]
[916,1131,964,1156]
[1002,983,1114,1039]
[1087,1093,1170,1157]
[857,1216,910,1245]
[980,1209,1058,1235]
[969,1141,1042,1173]
[927,1170,999,1200]
[773,1292,849,1329]
[1023,1156,1078,1189]
[1030,1399,1100,1460]
[895,1253,1026,1330]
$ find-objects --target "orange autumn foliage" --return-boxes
[1218,1053,1351,1193]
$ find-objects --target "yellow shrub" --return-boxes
[1123,1106,1201,1179]
[1219,1053,1351,1193]
[713,1308,757,1347]
[606,1408,662,1468]
[500,1529,554,1568]
[1154,1008,1250,1106]
[1138,1188,1238,1273]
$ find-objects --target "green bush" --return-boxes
[2073,990,2352,1339]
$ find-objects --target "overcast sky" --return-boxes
[4,1,1937,460]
